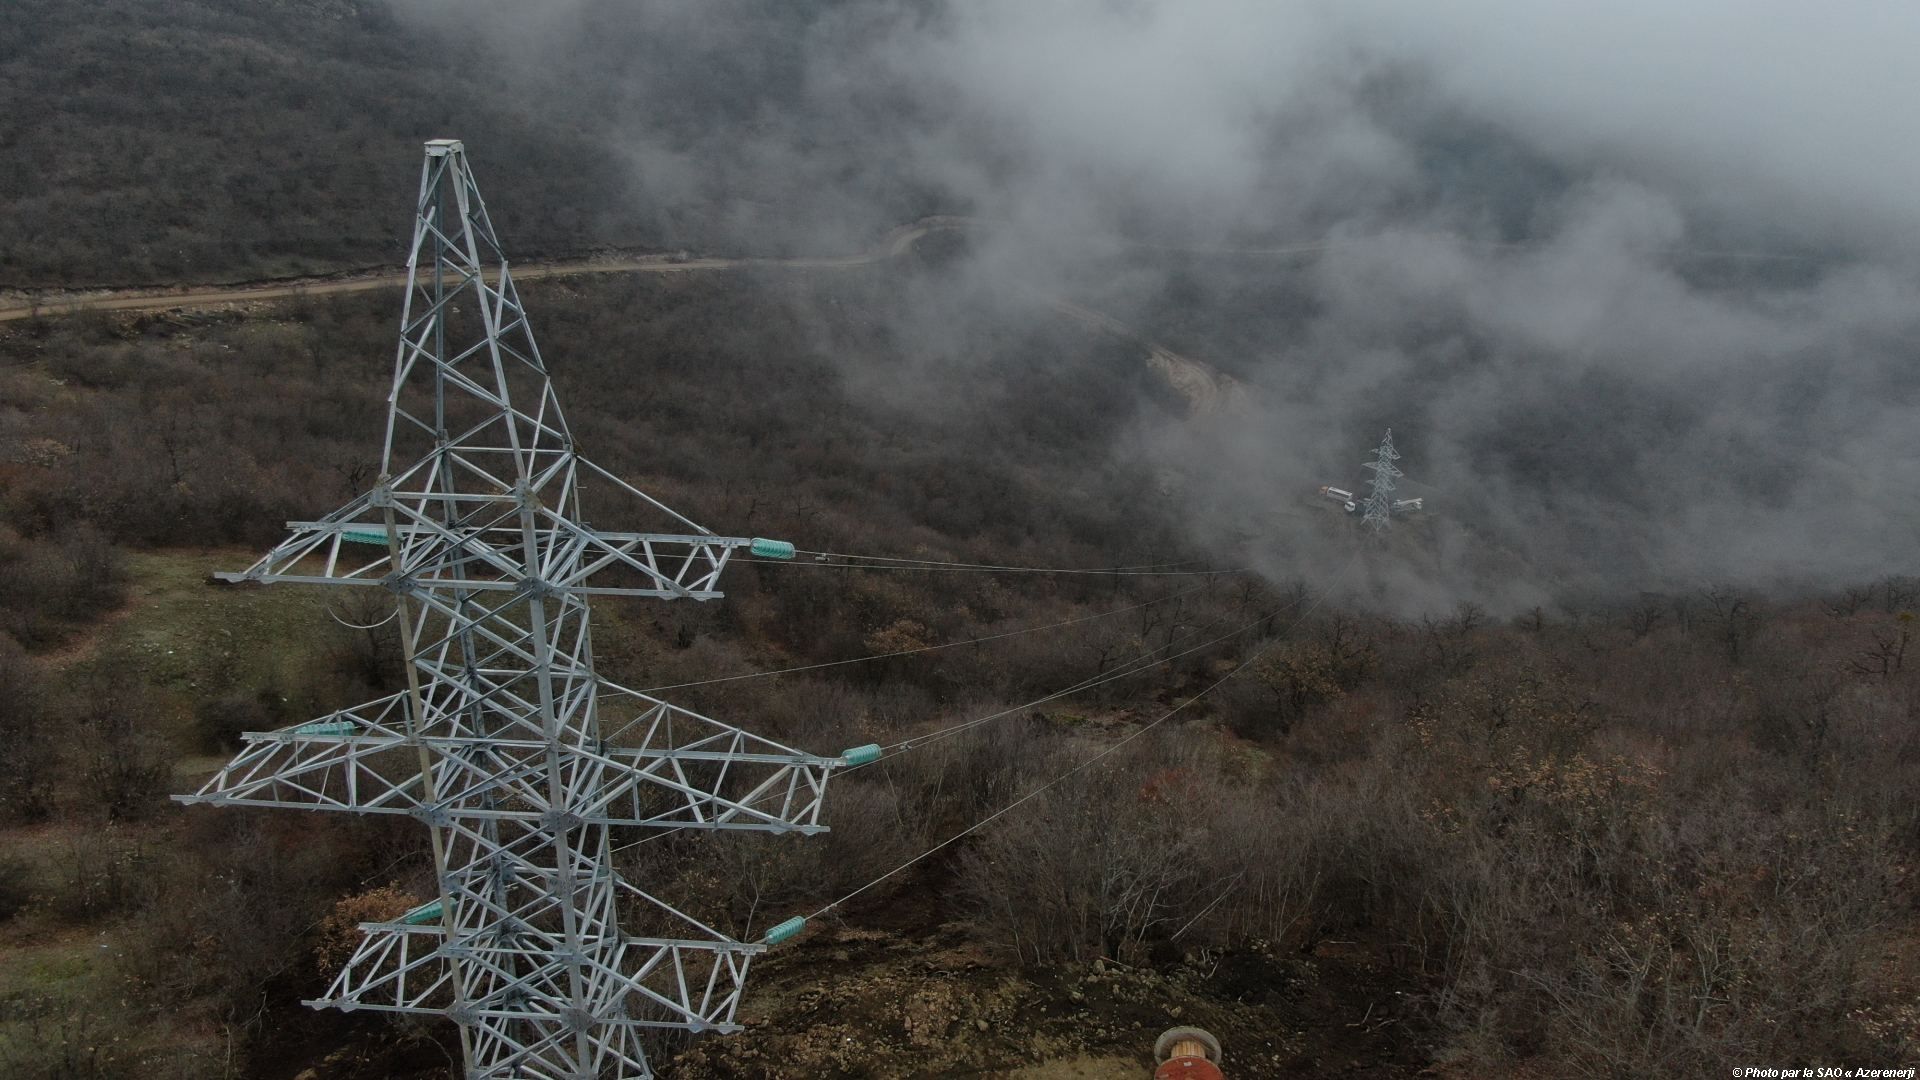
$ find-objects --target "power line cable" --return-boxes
[604,591,1287,859]
[792,550,1202,572]
[879,600,1294,756]
[601,585,1234,746]
[803,552,1359,920]
[635,582,1214,694]
[606,584,1308,859]
[741,558,1246,577]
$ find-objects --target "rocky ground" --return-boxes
[664,870,1430,1079]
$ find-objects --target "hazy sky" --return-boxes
[398,0,1920,611]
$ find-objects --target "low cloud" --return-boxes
[392,0,1920,612]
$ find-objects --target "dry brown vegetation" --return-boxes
[0,0,667,287]
[1,276,1916,1077]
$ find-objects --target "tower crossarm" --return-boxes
[317,928,761,1033]
[177,684,842,833]
[314,924,453,1016]
[175,693,426,814]
[213,507,754,601]
[317,877,765,1035]
[584,745,833,833]
[544,525,743,599]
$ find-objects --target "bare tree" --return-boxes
[1824,584,1875,619]
[1699,586,1757,664]
[1627,592,1667,639]
[1847,613,1913,680]
[1880,575,1919,614]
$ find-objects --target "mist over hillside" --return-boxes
[7,7,1920,1078]
[4,0,1916,608]
[385,0,1920,611]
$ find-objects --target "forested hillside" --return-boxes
[3,267,1918,1077]
[0,0,661,285]
[4,1,1919,1076]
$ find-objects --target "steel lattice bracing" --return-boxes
[1359,429,1403,533]
[177,140,841,1079]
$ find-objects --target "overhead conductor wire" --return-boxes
[739,549,1246,576]
[635,580,1217,694]
[802,550,1361,922]
[605,574,1312,859]
[605,603,1265,857]
[596,578,1235,747]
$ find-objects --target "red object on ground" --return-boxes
[1154,1055,1225,1080]
[1153,1027,1223,1079]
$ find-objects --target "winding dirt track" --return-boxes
[0,217,972,324]
[0,215,1815,328]
[1049,299,1246,415]
[0,213,1242,414]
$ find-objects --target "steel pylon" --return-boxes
[178,140,846,1079]
[1359,429,1403,533]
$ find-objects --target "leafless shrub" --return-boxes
[47,829,149,922]
[0,1000,137,1080]
[1848,612,1914,680]
[1881,575,1919,615]
[66,667,171,823]
[633,778,927,937]
[1826,584,1876,619]
[0,636,57,821]
[958,764,1208,966]
[314,885,419,975]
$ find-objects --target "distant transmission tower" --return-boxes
[1359,429,1403,533]
[178,140,860,1078]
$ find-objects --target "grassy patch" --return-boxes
[108,550,322,692]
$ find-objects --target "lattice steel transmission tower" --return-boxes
[178,140,857,1079]
[1359,429,1404,533]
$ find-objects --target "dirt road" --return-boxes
[0,217,971,324]
[1050,299,1247,416]
[0,214,1244,415]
